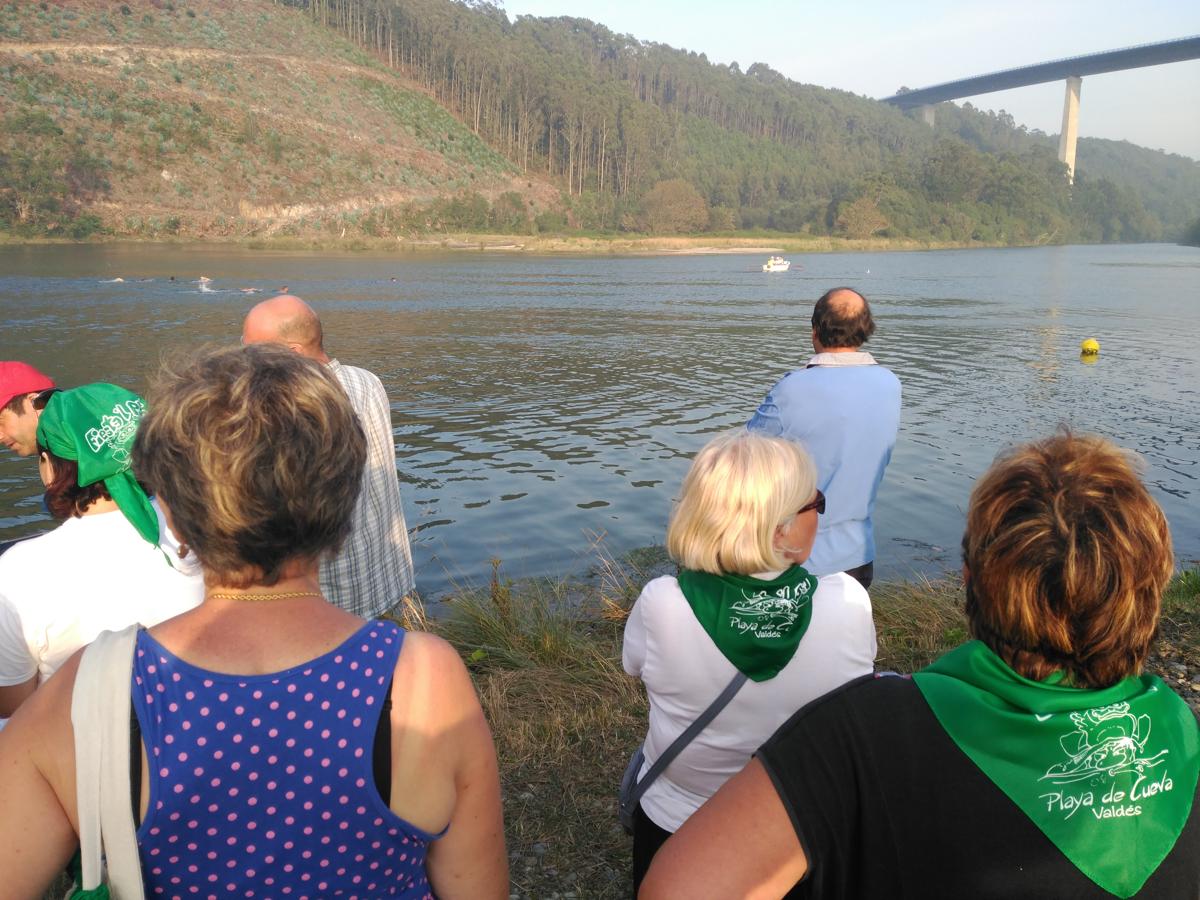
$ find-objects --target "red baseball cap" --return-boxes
[0,361,55,409]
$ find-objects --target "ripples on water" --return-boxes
[0,243,1197,598]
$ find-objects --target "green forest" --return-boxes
[1,0,1198,244]
[278,0,1200,243]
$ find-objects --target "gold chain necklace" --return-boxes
[207,590,325,602]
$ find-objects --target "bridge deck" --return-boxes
[882,36,1200,110]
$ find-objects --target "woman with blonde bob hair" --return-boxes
[643,432,1200,899]
[624,429,876,891]
[0,345,508,899]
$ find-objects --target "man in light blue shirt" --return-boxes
[748,287,900,588]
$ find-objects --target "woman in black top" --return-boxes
[641,432,1200,899]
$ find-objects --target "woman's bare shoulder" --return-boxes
[392,630,480,718]
[0,647,84,814]
[396,629,465,671]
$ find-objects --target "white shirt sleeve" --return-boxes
[0,593,36,686]
[622,585,651,678]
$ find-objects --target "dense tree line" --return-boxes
[272,0,1198,241]
[936,102,1200,237]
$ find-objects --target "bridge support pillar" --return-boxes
[1057,76,1082,184]
[920,104,936,127]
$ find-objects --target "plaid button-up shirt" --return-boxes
[321,360,416,618]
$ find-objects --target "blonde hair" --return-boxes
[132,344,366,588]
[963,431,1173,688]
[667,429,816,575]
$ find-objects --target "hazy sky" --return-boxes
[500,0,1200,160]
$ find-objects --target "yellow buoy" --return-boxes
[1080,338,1100,355]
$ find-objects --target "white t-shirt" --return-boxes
[623,571,877,832]
[0,509,204,687]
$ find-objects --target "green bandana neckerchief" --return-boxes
[678,565,818,682]
[914,640,1200,897]
[66,850,110,899]
[36,383,158,546]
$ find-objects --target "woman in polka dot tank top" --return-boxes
[133,622,438,898]
[0,345,508,899]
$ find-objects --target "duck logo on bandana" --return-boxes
[1039,701,1174,821]
[729,580,814,639]
[1044,702,1168,784]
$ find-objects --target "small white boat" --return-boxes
[762,256,791,272]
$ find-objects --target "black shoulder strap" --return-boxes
[129,702,142,825]
[628,671,748,811]
[372,675,395,806]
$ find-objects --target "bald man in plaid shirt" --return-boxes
[242,295,415,617]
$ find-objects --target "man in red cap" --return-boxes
[0,362,56,457]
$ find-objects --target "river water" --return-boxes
[1,242,1197,599]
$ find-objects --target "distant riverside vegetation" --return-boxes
[1,0,1198,245]
[1184,218,1200,248]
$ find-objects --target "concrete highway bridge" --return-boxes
[880,36,1200,182]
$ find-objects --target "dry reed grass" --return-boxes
[871,574,968,672]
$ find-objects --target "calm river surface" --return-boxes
[1,242,1197,599]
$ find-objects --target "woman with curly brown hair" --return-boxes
[0,345,507,899]
[643,432,1200,899]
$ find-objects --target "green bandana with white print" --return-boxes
[677,565,817,682]
[914,640,1200,897]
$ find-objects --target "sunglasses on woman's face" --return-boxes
[797,489,826,516]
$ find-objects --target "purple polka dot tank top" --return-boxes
[132,620,440,899]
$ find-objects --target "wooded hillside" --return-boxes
[2,0,1197,244]
[281,0,1200,243]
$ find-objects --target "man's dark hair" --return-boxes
[811,288,875,349]
[3,387,60,415]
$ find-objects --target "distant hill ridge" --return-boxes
[1,0,1197,244]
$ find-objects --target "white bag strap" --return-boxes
[71,625,146,900]
[72,640,106,892]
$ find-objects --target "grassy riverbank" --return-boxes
[399,555,1200,900]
